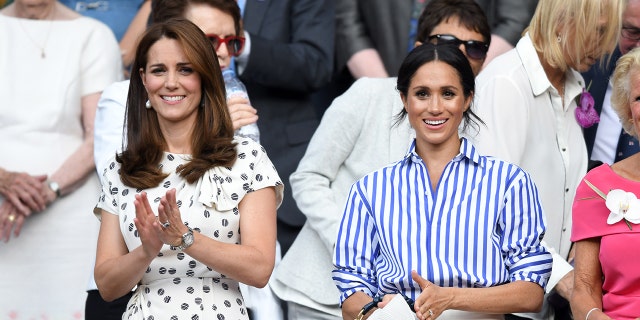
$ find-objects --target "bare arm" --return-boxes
[96,186,278,300]
[95,192,163,301]
[0,91,100,218]
[0,90,101,240]
[119,0,151,74]
[346,48,389,79]
[571,239,610,320]
[342,291,376,320]
[176,187,277,287]
[49,92,100,197]
[412,272,543,319]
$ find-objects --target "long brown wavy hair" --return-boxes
[117,18,236,189]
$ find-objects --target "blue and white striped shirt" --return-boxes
[332,138,552,303]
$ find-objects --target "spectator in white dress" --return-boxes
[0,0,121,317]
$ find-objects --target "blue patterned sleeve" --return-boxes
[332,179,380,304]
[500,169,553,289]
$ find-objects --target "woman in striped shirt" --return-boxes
[332,43,553,320]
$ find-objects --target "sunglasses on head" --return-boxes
[205,34,245,57]
[428,34,489,60]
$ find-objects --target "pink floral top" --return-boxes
[572,164,640,319]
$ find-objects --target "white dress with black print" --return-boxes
[95,138,283,320]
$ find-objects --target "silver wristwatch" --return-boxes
[175,227,194,250]
[47,180,61,198]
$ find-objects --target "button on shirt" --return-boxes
[332,138,552,303]
[468,33,587,292]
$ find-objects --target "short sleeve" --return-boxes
[571,165,619,241]
[195,138,284,211]
[94,157,122,219]
[246,141,284,207]
[78,18,123,95]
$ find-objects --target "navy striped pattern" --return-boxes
[332,138,553,303]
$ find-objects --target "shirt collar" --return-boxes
[517,33,585,101]
[404,137,483,167]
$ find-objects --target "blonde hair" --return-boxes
[527,0,624,72]
[611,47,640,138]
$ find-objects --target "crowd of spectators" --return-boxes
[1,0,638,319]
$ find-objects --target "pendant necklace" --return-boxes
[17,5,55,59]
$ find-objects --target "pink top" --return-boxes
[572,164,640,320]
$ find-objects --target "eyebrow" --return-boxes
[148,62,192,68]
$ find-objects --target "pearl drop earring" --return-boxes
[145,100,152,109]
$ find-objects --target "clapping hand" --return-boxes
[133,189,188,258]
[156,188,188,246]
[133,192,164,259]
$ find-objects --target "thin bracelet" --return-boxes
[356,295,383,320]
[585,307,601,320]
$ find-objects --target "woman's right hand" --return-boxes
[0,169,48,215]
[0,201,25,242]
[413,270,454,320]
[133,192,163,259]
[227,96,258,130]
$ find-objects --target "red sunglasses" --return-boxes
[205,34,245,57]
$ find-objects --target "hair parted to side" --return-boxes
[416,0,491,45]
[117,18,236,189]
[612,47,640,138]
[395,43,483,133]
[151,0,243,37]
[527,0,624,72]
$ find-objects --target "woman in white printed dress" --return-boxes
[94,19,283,319]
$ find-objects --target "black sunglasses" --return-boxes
[428,34,489,60]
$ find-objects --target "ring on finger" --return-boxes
[7,215,15,223]
[428,309,434,317]
[162,221,170,228]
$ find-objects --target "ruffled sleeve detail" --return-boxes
[195,138,284,211]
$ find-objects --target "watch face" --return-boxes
[183,231,195,246]
[178,228,195,250]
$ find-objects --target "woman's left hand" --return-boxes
[157,188,188,246]
[412,270,453,320]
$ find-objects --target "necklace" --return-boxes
[16,5,56,59]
